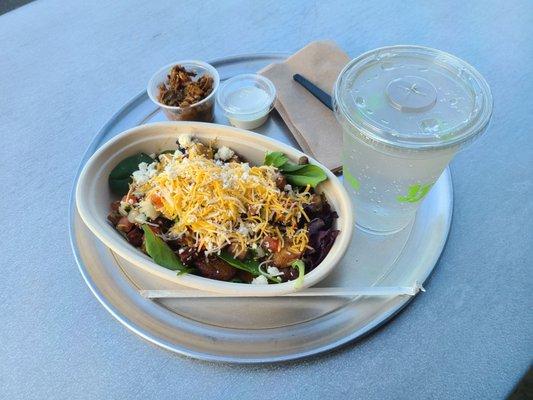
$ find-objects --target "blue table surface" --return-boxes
[0,1,531,399]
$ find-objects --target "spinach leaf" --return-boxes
[264,151,288,168]
[217,252,281,283]
[141,225,192,274]
[284,165,327,188]
[108,153,153,196]
[264,151,327,188]
[291,259,305,289]
[218,251,261,275]
[277,162,307,173]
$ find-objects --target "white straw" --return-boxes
[140,284,424,299]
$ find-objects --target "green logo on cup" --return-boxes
[397,183,433,203]
[344,168,360,191]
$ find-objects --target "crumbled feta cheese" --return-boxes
[237,225,249,236]
[240,164,251,180]
[164,162,178,179]
[220,169,236,189]
[132,162,157,185]
[134,212,148,224]
[251,275,268,285]
[118,202,130,216]
[255,246,266,258]
[267,266,283,276]
[127,209,139,223]
[138,199,159,220]
[284,184,292,192]
[249,222,260,232]
[177,134,194,148]
[158,153,176,162]
[214,146,234,161]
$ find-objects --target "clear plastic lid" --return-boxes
[333,45,493,149]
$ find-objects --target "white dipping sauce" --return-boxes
[217,74,276,130]
[226,86,270,113]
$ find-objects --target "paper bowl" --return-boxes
[76,122,353,296]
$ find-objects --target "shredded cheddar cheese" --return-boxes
[130,143,312,256]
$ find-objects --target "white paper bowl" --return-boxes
[76,122,354,296]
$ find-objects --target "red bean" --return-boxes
[126,228,143,247]
[116,217,134,233]
[178,247,197,266]
[275,174,287,190]
[107,213,120,226]
[195,257,237,281]
[110,200,121,211]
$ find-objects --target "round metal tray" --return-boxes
[69,53,453,363]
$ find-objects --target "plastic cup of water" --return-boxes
[333,45,492,234]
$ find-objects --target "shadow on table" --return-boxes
[507,366,532,400]
[0,0,34,16]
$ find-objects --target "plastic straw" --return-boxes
[140,283,424,299]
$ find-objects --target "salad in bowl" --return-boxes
[76,122,353,295]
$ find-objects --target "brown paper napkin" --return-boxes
[260,40,350,171]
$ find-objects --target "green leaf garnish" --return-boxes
[283,165,327,188]
[276,162,307,172]
[264,151,327,188]
[218,252,280,283]
[108,153,154,196]
[291,259,305,289]
[218,251,261,275]
[141,225,192,274]
[264,151,289,167]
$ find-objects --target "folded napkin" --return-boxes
[260,40,350,172]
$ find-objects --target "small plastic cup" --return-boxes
[216,74,276,130]
[147,60,220,122]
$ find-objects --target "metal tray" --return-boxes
[69,53,453,363]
